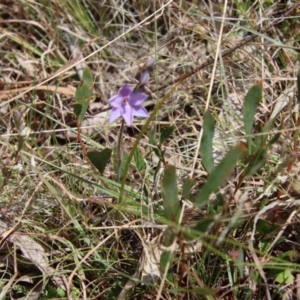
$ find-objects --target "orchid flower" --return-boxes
[108,84,149,126]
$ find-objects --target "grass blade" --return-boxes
[201,111,215,173]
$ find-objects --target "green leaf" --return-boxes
[258,240,271,254]
[160,251,173,272]
[278,250,297,261]
[74,67,94,125]
[134,148,145,171]
[243,83,262,154]
[193,217,215,233]
[254,120,274,150]
[268,131,281,146]
[243,149,267,177]
[73,103,82,118]
[56,287,66,297]
[256,219,280,235]
[160,126,175,144]
[275,269,294,284]
[297,67,300,105]
[201,111,215,173]
[182,177,194,200]
[148,129,160,158]
[194,146,243,208]
[45,286,57,298]
[262,120,274,135]
[71,287,80,297]
[162,165,181,223]
[87,148,112,175]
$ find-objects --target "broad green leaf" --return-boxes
[74,67,94,125]
[243,83,262,154]
[253,120,274,150]
[45,286,57,298]
[182,177,194,200]
[193,217,215,233]
[261,120,274,142]
[134,148,146,171]
[73,103,82,119]
[297,69,300,108]
[160,251,173,272]
[87,148,112,175]
[160,126,175,145]
[275,269,294,284]
[194,146,243,208]
[167,272,175,283]
[201,111,215,173]
[262,120,274,135]
[162,165,181,223]
[256,219,279,235]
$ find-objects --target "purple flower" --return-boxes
[108,84,149,126]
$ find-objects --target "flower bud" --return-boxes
[139,71,150,86]
[12,108,22,131]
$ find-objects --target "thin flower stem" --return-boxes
[116,119,125,224]
[117,119,125,183]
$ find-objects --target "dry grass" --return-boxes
[0,0,300,299]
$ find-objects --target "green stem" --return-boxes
[117,119,125,183]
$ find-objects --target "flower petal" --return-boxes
[118,84,132,97]
[109,107,122,123]
[108,95,124,107]
[132,106,149,118]
[129,92,148,106]
[122,104,133,126]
